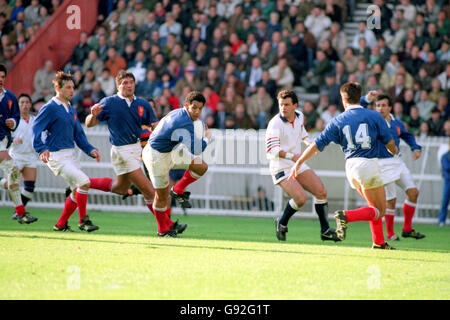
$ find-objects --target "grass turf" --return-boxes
[0,208,449,300]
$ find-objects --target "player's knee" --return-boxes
[293,194,306,208]
[315,187,327,200]
[407,188,419,202]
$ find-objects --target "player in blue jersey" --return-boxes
[142,91,211,236]
[85,70,187,237]
[372,94,425,240]
[33,71,101,232]
[291,82,399,249]
[0,64,37,224]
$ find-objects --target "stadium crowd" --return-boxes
[1,0,449,135]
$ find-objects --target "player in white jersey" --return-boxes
[2,94,40,219]
[266,89,339,242]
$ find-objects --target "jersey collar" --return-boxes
[346,104,363,110]
[279,111,300,123]
[117,92,136,107]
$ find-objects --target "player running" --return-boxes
[3,94,39,220]
[291,82,399,250]
[266,89,339,242]
[85,70,186,237]
[142,91,211,237]
[32,71,102,232]
[0,64,37,224]
[370,94,425,240]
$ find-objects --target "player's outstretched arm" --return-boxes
[290,142,319,179]
[85,103,104,127]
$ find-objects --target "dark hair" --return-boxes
[115,69,135,85]
[0,63,7,75]
[375,94,392,107]
[53,71,73,89]
[340,82,362,104]
[185,91,206,105]
[18,93,32,102]
[277,89,298,105]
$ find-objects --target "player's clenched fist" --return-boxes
[90,103,104,117]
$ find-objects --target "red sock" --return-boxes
[89,178,113,192]
[403,200,416,232]
[56,196,78,227]
[345,207,378,223]
[370,218,385,245]
[384,209,396,238]
[76,190,88,222]
[151,205,174,234]
[173,170,198,195]
[15,204,26,217]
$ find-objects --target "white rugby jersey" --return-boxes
[9,115,39,159]
[266,111,309,174]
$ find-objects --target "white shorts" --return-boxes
[379,157,409,185]
[10,152,39,171]
[345,158,383,190]
[111,142,142,176]
[142,143,195,189]
[384,171,416,201]
[46,149,90,189]
[0,136,9,151]
[271,163,310,185]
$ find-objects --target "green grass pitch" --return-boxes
[1,207,449,300]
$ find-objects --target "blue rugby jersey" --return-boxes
[360,95,421,159]
[96,94,158,146]
[0,88,20,147]
[149,107,207,155]
[32,97,96,156]
[315,105,393,159]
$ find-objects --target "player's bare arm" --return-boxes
[385,139,398,155]
[290,142,319,178]
[85,103,104,127]
[412,149,421,160]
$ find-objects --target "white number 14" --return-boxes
[343,123,371,149]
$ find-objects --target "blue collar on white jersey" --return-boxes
[279,111,300,122]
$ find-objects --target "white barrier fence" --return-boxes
[1,126,447,224]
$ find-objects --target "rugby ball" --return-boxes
[193,119,205,140]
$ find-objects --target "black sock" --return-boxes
[130,184,141,195]
[280,201,297,226]
[21,194,31,207]
[315,202,330,232]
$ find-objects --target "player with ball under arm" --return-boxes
[142,91,211,237]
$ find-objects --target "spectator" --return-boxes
[202,85,220,113]
[352,21,377,50]
[438,141,450,226]
[443,120,450,137]
[383,19,407,53]
[225,114,237,129]
[321,103,341,126]
[32,59,54,102]
[417,67,432,92]
[139,12,160,39]
[314,118,326,132]
[159,12,182,42]
[256,70,277,103]
[324,0,342,24]
[131,0,149,28]
[427,108,445,136]
[424,0,440,23]
[354,59,369,87]
[302,100,320,131]
[37,5,50,26]
[215,101,230,129]
[301,50,332,92]
[104,47,127,78]
[393,101,407,122]
[403,45,424,77]
[334,61,348,86]
[245,56,263,97]
[321,73,341,106]
[113,0,132,26]
[234,102,255,129]
[416,90,436,120]
[438,42,450,65]
[437,62,450,92]
[221,86,244,114]
[320,22,348,59]
[388,73,407,104]
[267,11,282,39]
[10,0,25,22]
[247,86,273,129]
[217,0,236,19]
[418,121,430,138]
[402,89,416,116]
[304,6,332,41]
[320,38,339,63]
[423,52,443,78]
[252,186,274,211]
[228,4,245,32]
[82,50,104,79]
[406,105,424,135]
[24,0,40,26]
[173,67,202,97]
[220,72,246,98]
[127,50,148,84]
[342,47,358,73]
[281,5,301,33]
[70,32,91,70]
[268,57,295,90]
[91,80,106,104]
[98,68,116,97]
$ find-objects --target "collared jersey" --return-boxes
[32,97,96,156]
[266,111,308,174]
[96,94,158,146]
[315,105,393,159]
[9,115,39,158]
[0,88,19,147]
[149,107,207,155]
